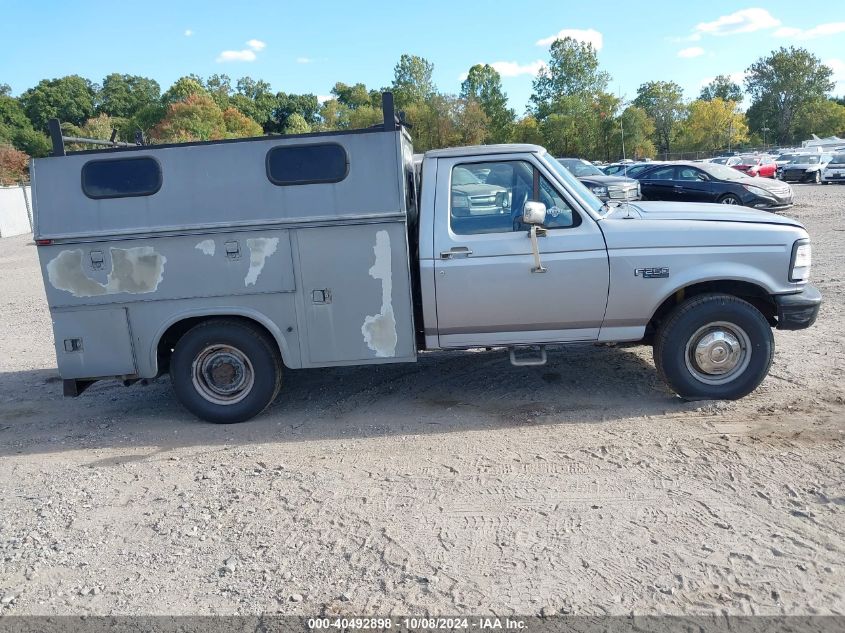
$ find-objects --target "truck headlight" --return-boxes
[591,186,608,197]
[789,240,811,282]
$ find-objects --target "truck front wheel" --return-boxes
[653,294,774,400]
[170,319,282,423]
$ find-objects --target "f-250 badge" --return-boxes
[635,267,670,278]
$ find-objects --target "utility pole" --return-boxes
[762,126,770,150]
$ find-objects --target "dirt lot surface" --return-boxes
[0,185,843,617]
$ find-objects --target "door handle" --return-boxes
[440,246,473,259]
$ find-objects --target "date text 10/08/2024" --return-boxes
[307,617,527,630]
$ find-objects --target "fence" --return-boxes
[0,184,33,237]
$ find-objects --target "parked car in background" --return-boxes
[634,162,793,210]
[774,152,808,170]
[602,160,635,176]
[779,154,833,183]
[732,156,777,178]
[710,156,742,166]
[450,165,509,215]
[556,158,641,201]
[822,153,845,184]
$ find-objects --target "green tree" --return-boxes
[610,106,656,159]
[539,96,598,157]
[19,75,97,129]
[161,76,207,105]
[531,37,609,118]
[222,107,263,137]
[272,93,320,131]
[318,98,350,130]
[98,73,160,118]
[455,99,490,146]
[204,74,233,110]
[283,113,311,135]
[511,116,544,145]
[633,81,686,155]
[0,93,50,156]
[348,105,383,129]
[460,64,514,143]
[331,82,377,110]
[744,47,835,144]
[0,84,10,97]
[675,98,748,153]
[151,93,226,142]
[391,54,436,108]
[699,75,743,102]
[794,99,845,139]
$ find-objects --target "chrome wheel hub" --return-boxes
[684,322,751,386]
[192,344,254,405]
[721,197,738,205]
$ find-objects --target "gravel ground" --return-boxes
[0,184,843,616]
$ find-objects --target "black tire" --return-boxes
[170,319,282,423]
[718,193,742,206]
[653,293,774,400]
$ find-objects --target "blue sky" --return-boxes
[1,1,843,112]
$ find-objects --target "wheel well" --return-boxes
[646,281,777,340]
[156,315,280,375]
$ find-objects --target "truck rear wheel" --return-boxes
[170,319,282,423]
[653,294,773,400]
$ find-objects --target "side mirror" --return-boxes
[522,201,547,226]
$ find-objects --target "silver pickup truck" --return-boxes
[31,93,821,423]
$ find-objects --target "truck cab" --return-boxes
[32,93,821,424]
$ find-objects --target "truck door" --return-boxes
[432,154,609,348]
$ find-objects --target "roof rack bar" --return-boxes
[382,91,397,132]
[48,118,65,157]
[61,135,136,148]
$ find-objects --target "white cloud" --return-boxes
[317,95,333,104]
[536,28,603,50]
[774,22,845,40]
[216,39,266,63]
[489,60,547,78]
[296,57,313,64]
[694,8,781,36]
[216,49,257,63]
[184,29,193,37]
[678,47,705,58]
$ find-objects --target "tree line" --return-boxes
[2,41,844,184]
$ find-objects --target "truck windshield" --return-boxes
[546,157,604,214]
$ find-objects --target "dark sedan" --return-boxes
[556,158,641,201]
[633,162,793,210]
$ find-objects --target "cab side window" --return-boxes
[450,161,578,235]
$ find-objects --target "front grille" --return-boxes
[768,184,792,197]
[782,169,805,180]
[607,183,639,199]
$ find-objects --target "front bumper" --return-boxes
[781,169,818,182]
[774,285,822,330]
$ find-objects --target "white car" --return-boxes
[821,153,845,184]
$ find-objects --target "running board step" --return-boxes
[508,345,547,367]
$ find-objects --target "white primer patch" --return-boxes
[195,239,215,256]
[47,247,167,298]
[361,230,397,358]
[244,237,279,287]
